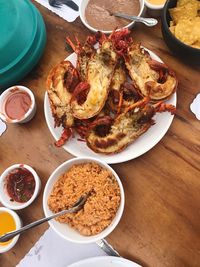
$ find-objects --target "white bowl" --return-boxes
[80,0,145,34]
[0,207,22,253]
[43,157,125,244]
[144,0,165,16]
[0,164,41,210]
[0,85,36,124]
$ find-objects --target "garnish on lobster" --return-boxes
[124,43,178,101]
[86,98,176,154]
[46,61,79,128]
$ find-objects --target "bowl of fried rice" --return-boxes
[43,157,125,243]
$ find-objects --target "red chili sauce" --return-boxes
[4,88,31,120]
[6,168,35,203]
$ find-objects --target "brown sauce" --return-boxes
[85,0,141,31]
[4,88,31,120]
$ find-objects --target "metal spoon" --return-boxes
[109,12,158,27]
[0,194,88,243]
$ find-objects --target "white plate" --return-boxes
[44,49,176,164]
[67,256,141,267]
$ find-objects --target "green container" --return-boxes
[0,0,46,91]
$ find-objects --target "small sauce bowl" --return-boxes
[0,207,22,253]
[144,0,166,16]
[0,164,41,210]
[0,85,36,124]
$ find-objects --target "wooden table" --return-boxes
[1,2,200,267]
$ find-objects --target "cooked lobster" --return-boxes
[46,29,177,154]
[46,60,79,128]
[86,98,176,154]
[70,38,118,119]
[66,34,98,81]
[124,43,178,101]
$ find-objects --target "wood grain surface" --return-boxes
[1,1,200,267]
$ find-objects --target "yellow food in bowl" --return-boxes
[0,211,16,246]
[169,0,200,49]
[48,162,121,236]
[147,0,166,5]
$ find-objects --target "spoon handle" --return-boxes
[0,207,79,243]
[0,194,88,243]
[96,239,120,257]
[113,13,158,27]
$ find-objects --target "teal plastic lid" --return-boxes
[0,0,46,90]
[0,0,38,72]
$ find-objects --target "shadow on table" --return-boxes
[123,252,150,267]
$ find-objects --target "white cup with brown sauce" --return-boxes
[80,0,145,34]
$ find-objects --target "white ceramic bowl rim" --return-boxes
[43,157,125,244]
[0,85,35,123]
[0,207,21,253]
[144,0,164,9]
[80,0,145,34]
[0,164,41,210]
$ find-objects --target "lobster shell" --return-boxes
[46,61,79,128]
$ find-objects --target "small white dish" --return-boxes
[43,157,125,244]
[68,256,142,267]
[190,93,200,120]
[0,85,36,124]
[0,207,22,253]
[0,164,41,210]
[79,0,145,34]
[0,118,6,136]
[144,0,165,17]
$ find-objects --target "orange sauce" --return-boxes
[0,212,16,246]
[147,0,166,5]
